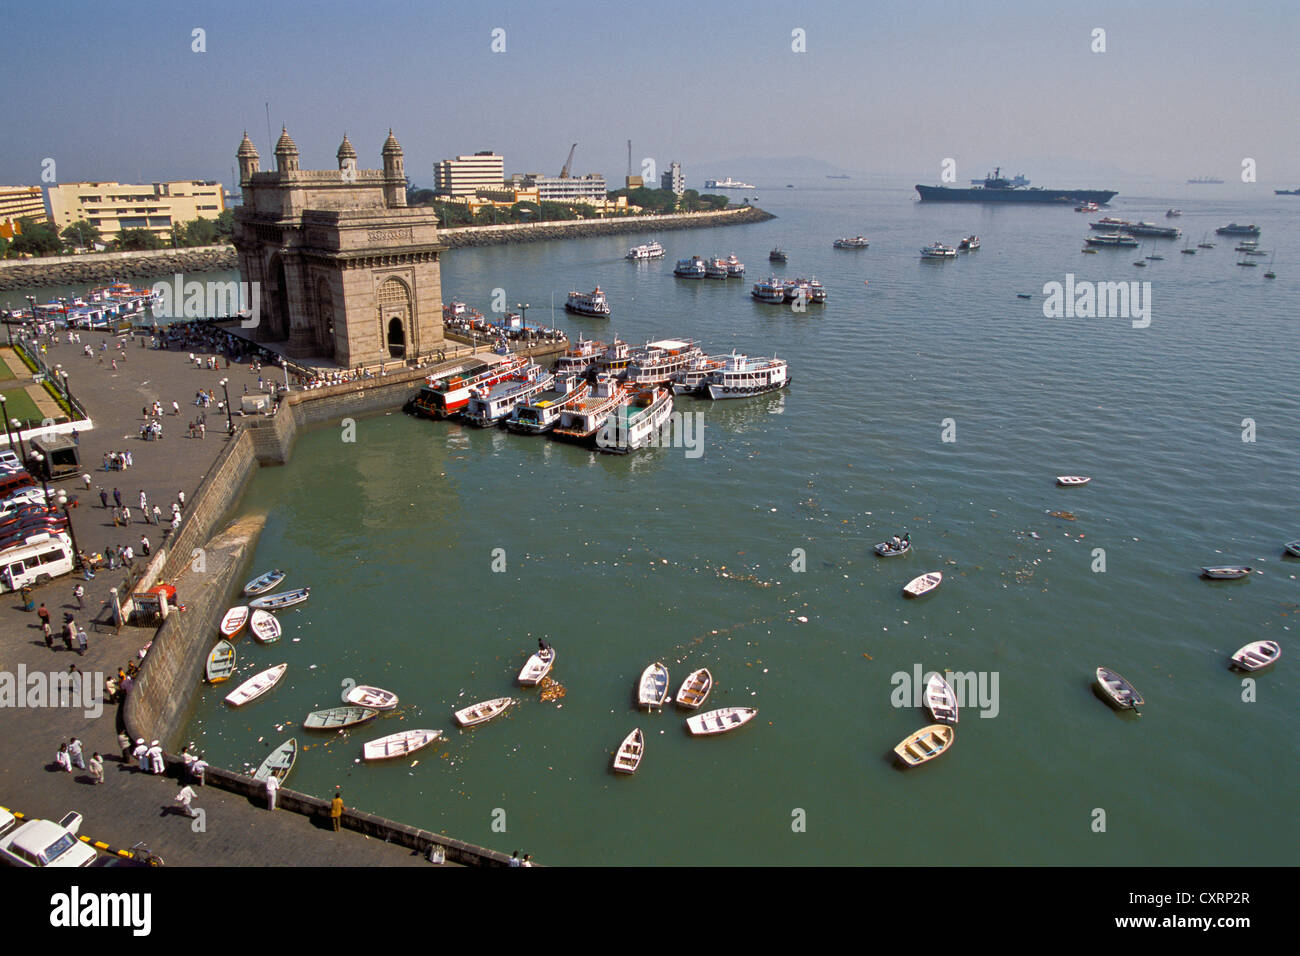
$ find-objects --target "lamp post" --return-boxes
[56,490,80,569]
[59,369,72,409]
[219,378,233,434]
[30,451,50,502]
[11,418,26,465]
[0,395,10,453]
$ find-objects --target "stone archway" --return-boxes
[387,318,405,357]
[376,277,411,359]
[267,255,291,341]
[315,277,336,359]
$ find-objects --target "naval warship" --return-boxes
[916,167,1117,205]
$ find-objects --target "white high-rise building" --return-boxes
[661,162,684,196]
[433,151,506,196]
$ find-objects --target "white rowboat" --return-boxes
[903,572,942,598]
[638,662,670,709]
[1284,540,1300,558]
[1201,566,1253,580]
[923,673,959,724]
[303,705,378,730]
[363,729,442,761]
[248,587,310,610]
[249,609,281,644]
[453,697,515,727]
[1095,667,1144,710]
[219,606,249,638]
[205,640,236,683]
[686,706,758,736]
[243,569,285,596]
[675,668,713,710]
[344,685,399,710]
[253,738,296,783]
[1230,640,1281,671]
[517,648,556,686]
[612,729,644,774]
[1056,476,1091,486]
[224,663,288,707]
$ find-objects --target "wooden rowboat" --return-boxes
[923,673,959,724]
[343,685,399,710]
[224,663,288,707]
[893,724,954,767]
[243,569,285,596]
[219,605,249,638]
[205,640,236,683]
[303,705,379,730]
[1284,540,1300,558]
[686,706,758,736]
[252,738,296,783]
[363,729,442,761]
[612,729,644,774]
[638,662,670,709]
[248,587,310,610]
[1201,566,1253,580]
[1056,475,1092,486]
[1095,667,1144,710]
[249,609,281,644]
[903,572,942,598]
[874,538,911,557]
[1230,640,1282,671]
[453,697,515,727]
[675,668,713,710]
[517,647,556,686]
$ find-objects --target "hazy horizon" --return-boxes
[4,0,1298,191]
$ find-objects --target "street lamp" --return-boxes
[219,378,233,434]
[0,395,10,453]
[10,418,26,465]
[30,450,50,501]
[55,490,81,569]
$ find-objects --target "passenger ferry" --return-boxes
[623,339,704,387]
[504,374,591,434]
[1084,233,1139,247]
[596,386,674,454]
[725,254,745,277]
[751,276,786,303]
[552,374,632,444]
[833,236,870,249]
[407,355,526,419]
[462,364,554,427]
[673,256,707,278]
[625,240,665,260]
[1125,221,1180,239]
[1089,217,1131,231]
[670,355,728,395]
[783,277,827,303]
[1074,201,1100,212]
[919,242,958,259]
[564,287,611,317]
[592,338,632,376]
[705,257,729,280]
[958,235,980,251]
[704,353,790,400]
[1216,223,1262,236]
[552,336,606,377]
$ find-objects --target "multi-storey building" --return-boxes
[47,181,225,241]
[433,152,506,196]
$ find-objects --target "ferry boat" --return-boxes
[592,338,632,377]
[1216,223,1261,236]
[1125,221,1180,239]
[552,374,632,444]
[725,254,745,277]
[1090,217,1131,231]
[1165,209,1182,217]
[919,242,958,259]
[705,257,730,280]
[958,235,980,251]
[783,277,827,303]
[751,276,786,303]
[595,386,673,454]
[625,240,664,260]
[564,286,611,317]
[704,177,755,189]
[670,355,729,395]
[623,339,704,387]
[833,236,870,249]
[769,248,788,262]
[703,353,790,400]
[406,355,526,419]
[673,256,707,278]
[1084,233,1140,248]
[504,374,591,434]
[552,336,606,378]
[1074,201,1099,212]
[462,364,554,427]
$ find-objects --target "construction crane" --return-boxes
[559,143,577,179]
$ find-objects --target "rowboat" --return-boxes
[923,673,959,724]
[248,587,310,610]
[638,662,670,709]
[903,572,942,598]
[686,706,758,736]
[453,697,515,727]
[1229,640,1282,671]
[612,729,644,774]
[675,668,713,710]
[893,724,955,767]
[303,705,379,730]
[252,738,296,783]
[517,647,556,686]
[1201,566,1253,580]
[874,538,911,557]
[1284,540,1300,557]
[224,663,288,707]
[243,569,285,596]
[363,729,442,761]
[249,609,281,644]
[205,640,236,683]
[343,685,399,710]
[219,606,249,638]
[1095,667,1144,710]
[1056,475,1091,486]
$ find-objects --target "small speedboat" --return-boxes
[453,697,515,727]
[1095,667,1143,710]
[363,729,442,761]
[303,705,379,730]
[874,537,911,557]
[344,685,399,710]
[675,668,713,710]
[249,609,281,644]
[205,640,236,683]
[1283,540,1300,557]
[1201,566,1253,580]
[893,724,954,767]
[686,706,758,736]
[248,587,309,610]
[253,738,296,784]
[219,606,249,638]
[224,663,288,707]
[612,729,644,774]
[1056,476,1091,486]
[518,647,556,686]
[1229,640,1282,671]
[243,569,285,596]
[638,662,670,709]
[903,572,942,598]
[923,673,959,725]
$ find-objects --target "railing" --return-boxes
[11,333,89,424]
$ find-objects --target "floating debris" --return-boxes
[1048,510,1077,521]
[538,676,567,702]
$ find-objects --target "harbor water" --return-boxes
[164,184,1295,865]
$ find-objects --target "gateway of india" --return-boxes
[232,127,445,367]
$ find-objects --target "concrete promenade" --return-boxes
[0,327,453,866]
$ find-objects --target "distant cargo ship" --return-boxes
[704,178,755,189]
[1275,188,1300,195]
[1187,177,1224,185]
[917,168,1116,205]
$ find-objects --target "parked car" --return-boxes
[0,808,97,867]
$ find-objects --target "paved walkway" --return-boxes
[0,327,454,866]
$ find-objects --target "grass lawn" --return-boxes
[0,387,45,427]
[0,359,15,383]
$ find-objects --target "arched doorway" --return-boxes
[376,277,412,360]
[387,317,405,357]
[315,277,336,359]
[267,255,291,340]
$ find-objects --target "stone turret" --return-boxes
[382,129,406,207]
[237,131,260,185]
[274,126,300,177]
[337,133,357,181]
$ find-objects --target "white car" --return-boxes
[0,451,21,471]
[0,809,97,867]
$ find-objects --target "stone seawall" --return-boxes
[439,205,774,248]
[0,245,237,291]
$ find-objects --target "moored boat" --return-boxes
[686,706,758,736]
[893,724,954,766]
[248,587,310,611]
[1201,566,1253,579]
[923,674,959,725]
[595,386,673,454]
[1229,640,1281,671]
[564,286,611,317]
[453,697,516,727]
[958,235,980,251]
[406,355,527,419]
[462,365,554,427]
[1085,233,1139,247]
[1095,667,1143,710]
[725,254,745,277]
[670,354,728,395]
[252,738,296,783]
[623,339,705,387]
[833,236,870,249]
[1216,223,1261,236]
[705,257,729,279]
[504,375,590,434]
[243,569,285,596]
[638,662,670,709]
[920,241,957,259]
[612,728,644,774]
[303,705,379,730]
[343,685,399,710]
[1056,475,1091,486]
[551,374,632,445]
[249,609,281,644]
[675,668,712,710]
[673,255,707,278]
[219,606,249,638]
[518,646,556,686]
[769,248,788,262]
[224,663,288,707]
[903,572,942,598]
[552,336,605,378]
[363,729,442,761]
[1090,216,1131,231]
[205,640,236,683]
[703,353,790,400]
[751,276,787,303]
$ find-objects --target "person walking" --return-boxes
[113,487,122,508]
[177,490,185,509]
[172,401,180,416]
[76,627,88,656]
[42,620,53,648]
[121,505,130,524]
[55,742,72,772]
[198,421,205,439]
[140,534,151,557]
[173,785,198,818]
[123,545,134,567]
[73,584,84,609]
[152,505,162,525]
[265,773,279,811]
[82,472,91,491]
[89,752,104,784]
[37,602,50,629]
[139,490,148,512]
[99,488,108,508]
[118,731,132,762]
[330,791,345,831]
[67,737,85,770]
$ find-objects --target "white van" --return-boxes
[0,533,75,591]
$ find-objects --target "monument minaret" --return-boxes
[274,126,300,179]
[382,129,406,207]
[337,133,358,181]
[237,131,260,186]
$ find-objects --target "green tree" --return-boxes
[117,228,163,251]
[407,186,437,206]
[508,201,540,222]
[60,220,102,252]
[0,235,10,259]
[184,217,219,246]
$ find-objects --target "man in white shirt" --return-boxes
[146,740,164,774]
[174,786,198,818]
[265,774,279,811]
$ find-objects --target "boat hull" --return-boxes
[705,376,790,400]
[916,185,1118,204]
